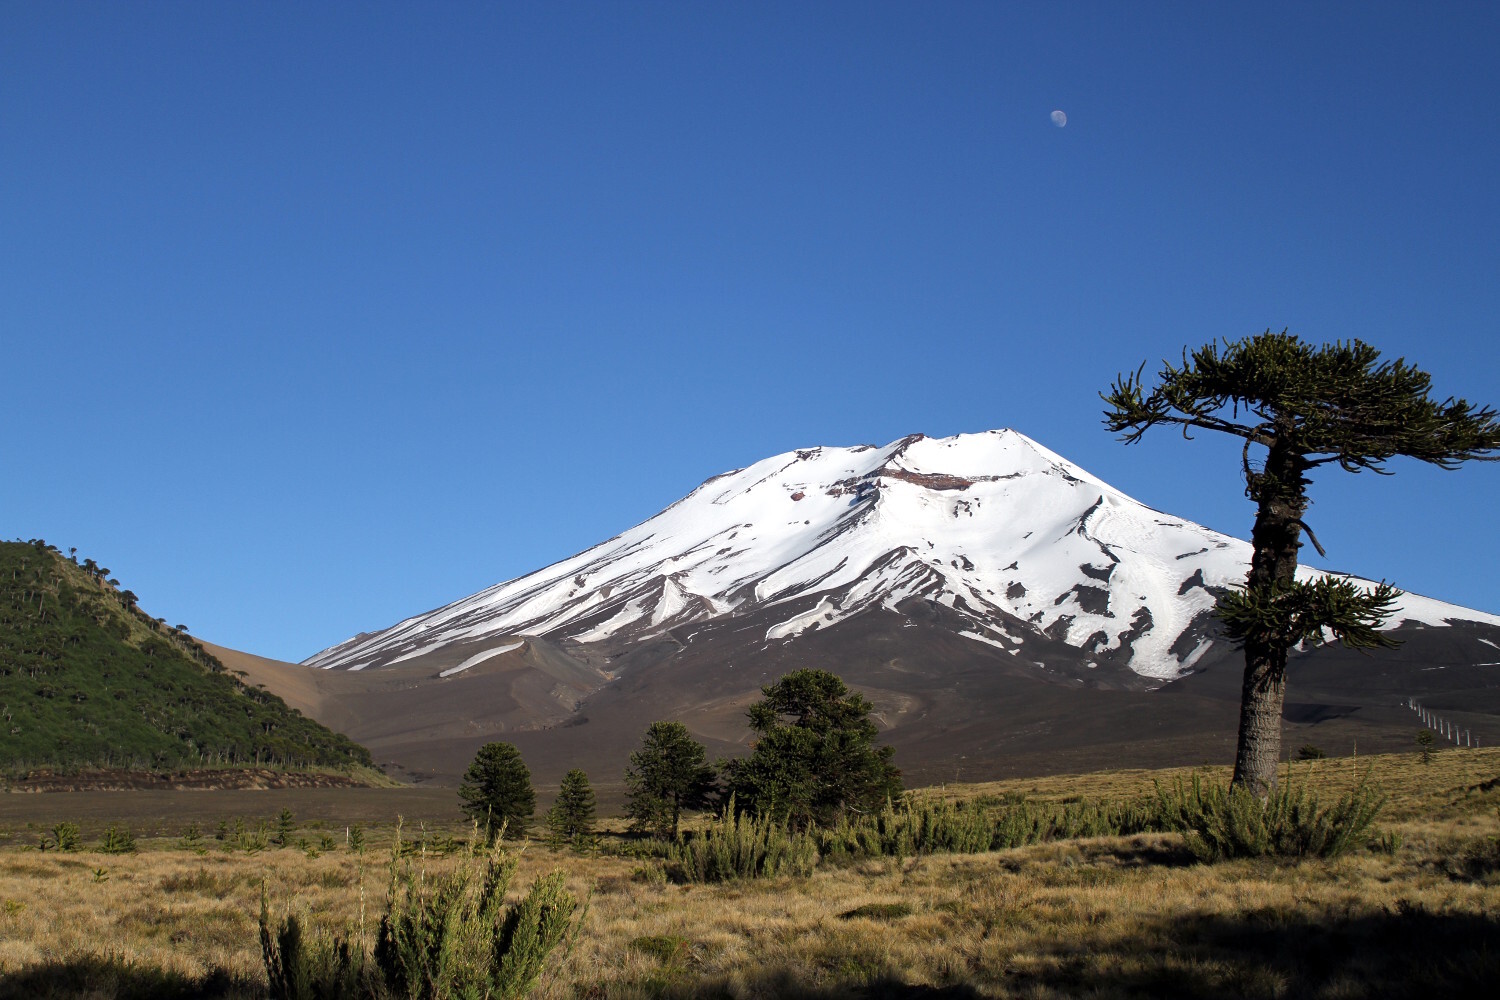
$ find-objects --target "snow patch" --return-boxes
[439,642,524,678]
[1175,638,1214,676]
[651,577,690,626]
[959,630,1011,652]
[570,598,650,643]
[766,597,838,640]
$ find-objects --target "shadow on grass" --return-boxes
[990,835,1201,876]
[642,973,984,999]
[5,902,1496,999]
[0,954,258,1000]
[648,901,1500,999]
[1110,902,1497,999]
[1081,836,1201,869]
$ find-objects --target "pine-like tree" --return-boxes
[458,742,535,841]
[546,768,597,847]
[274,807,296,848]
[724,669,902,828]
[1103,330,1500,794]
[1416,729,1435,765]
[624,721,716,838]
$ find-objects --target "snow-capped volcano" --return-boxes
[305,429,1500,681]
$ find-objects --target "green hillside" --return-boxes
[0,539,372,774]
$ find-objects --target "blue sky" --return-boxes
[4,2,1498,662]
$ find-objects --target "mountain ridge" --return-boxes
[0,539,376,777]
[304,429,1500,681]
[269,429,1500,792]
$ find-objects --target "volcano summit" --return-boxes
[308,430,1494,679]
[291,430,1500,789]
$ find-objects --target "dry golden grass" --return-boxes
[1,748,1496,998]
[931,745,1500,817]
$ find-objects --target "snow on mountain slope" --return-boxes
[304,430,1500,679]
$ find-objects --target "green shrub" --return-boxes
[812,774,1383,866]
[1155,772,1384,861]
[991,796,1160,847]
[820,797,991,862]
[259,837,580,1000]
[815,791,1172,864]
[98,824,136,855]
[374,855,577,999]
[232,820,269,854]
[637,771,1388,877]
[260,894,364,1000]
[667,797,818,882]
[42,821,80,852]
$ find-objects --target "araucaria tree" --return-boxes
[546,768,597,847]
[458,741,535,841]
[624,721,717,838]
[725,669,902,828]
[1104,331,1500,794]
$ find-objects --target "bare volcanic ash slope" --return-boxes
[297,430,1500,795]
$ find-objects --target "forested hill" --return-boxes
[0,539,373,775]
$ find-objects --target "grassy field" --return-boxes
[0,748,1497,998]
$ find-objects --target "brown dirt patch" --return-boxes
[2,768,372,794]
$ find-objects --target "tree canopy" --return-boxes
[546,768,596,847]
[624,721,717,839]
[458,742,534,841]
[0,540,372,774]
[725,669,901,828]
[1103,331,1500,794]
[1104,333,1499,472]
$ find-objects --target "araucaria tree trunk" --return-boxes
[1231,437,1308,795]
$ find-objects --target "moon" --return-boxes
[1050,110,1067,128]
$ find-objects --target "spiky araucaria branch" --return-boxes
[1102,332,1500,473]
[1216,577,1403,652]
[1102,331,1500,556]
